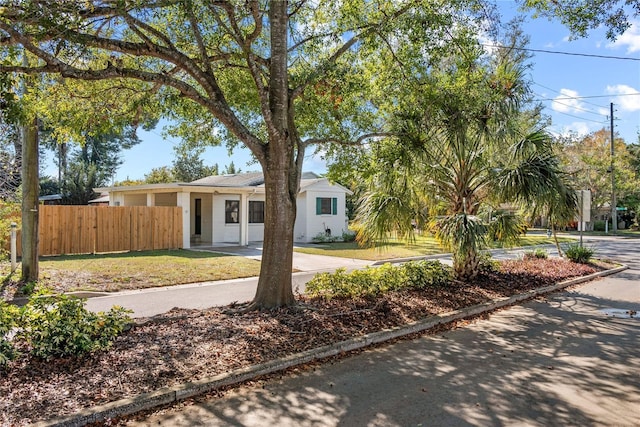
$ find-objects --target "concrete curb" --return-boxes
[35,264,627,427]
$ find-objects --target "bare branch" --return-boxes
[304,132,396,147]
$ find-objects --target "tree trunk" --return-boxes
[21,115,39,283]
[252,168,297,308]
[249,0,297,309]
[453,249,480,281]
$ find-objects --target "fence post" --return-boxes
[10,222,17,273]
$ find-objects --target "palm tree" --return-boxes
[353,42,575,280]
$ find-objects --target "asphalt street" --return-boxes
[85,237,572,317]
[124,236,639,426]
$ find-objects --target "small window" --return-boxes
[316,197,337,215]
[249,201,264,224]
[225,200,239,224]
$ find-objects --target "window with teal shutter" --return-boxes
[316,197,334,215]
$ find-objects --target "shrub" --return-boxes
[306,260,452,300]
[311,232,341,243]
[0,202,20,260]
[523,248,549,260]
[341,230,357,242]
[0,300,19,369]
[400,260,452,289]
[20,293,132,359]
[477,252,499,273]
[564,243,595,264]
[593,220,608,232]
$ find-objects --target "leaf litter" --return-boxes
[0,258,601,426]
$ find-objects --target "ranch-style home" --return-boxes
[96,172,351,248]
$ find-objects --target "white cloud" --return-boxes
[606,84,640,111]
[551,89,586,113]
[607,21,640,53]
[551,122,593,139]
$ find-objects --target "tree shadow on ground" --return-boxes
[138,291,639,427]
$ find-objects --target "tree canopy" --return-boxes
[330,26,575,279]
[522,0,640,40]
[0,0,497,307]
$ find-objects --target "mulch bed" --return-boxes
[0,258,602,426]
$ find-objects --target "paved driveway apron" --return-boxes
[127,236,639,426]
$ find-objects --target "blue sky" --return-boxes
[46,1,640,182]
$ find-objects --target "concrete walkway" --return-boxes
[85,246,373,317]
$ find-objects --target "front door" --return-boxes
[195,198,202,235]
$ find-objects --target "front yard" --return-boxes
[0,234,577,295]
[1,249,262,294]
[294,234,574,261]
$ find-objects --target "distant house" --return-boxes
[39,194,62,205]
[88,192,110,206]
[96,172,351,248]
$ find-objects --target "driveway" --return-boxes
[124,236,640,426]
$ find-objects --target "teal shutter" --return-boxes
[332,197,338,215]
[316,197,322,215]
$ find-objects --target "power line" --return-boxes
[533,82,608,110]
[483,44,640,61]
[533,93,640,101]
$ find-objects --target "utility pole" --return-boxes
[610,102,617,234]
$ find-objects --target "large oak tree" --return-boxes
[0,0,488,308]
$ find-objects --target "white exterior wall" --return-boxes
[303,188,348,243]
[213,194,240,243]
[110,192,125,206]
[294,194,308,242]
[104,178,349,245]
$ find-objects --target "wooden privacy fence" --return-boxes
[8,205,183,256]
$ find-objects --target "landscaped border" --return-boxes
[35,263,627,427]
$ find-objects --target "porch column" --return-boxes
[146,193,155,207]
[177,191,191,249]
[211,194,216,244]
[239,192,249,246]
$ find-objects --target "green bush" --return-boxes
[0,300,19,369]
[20,293,132,359]
[593,220,608,232]
[564,243,595,264]
[306,260,452,300]
[478,252,499,273]
[341,231,357,242]
[0,202,20,260]
[523,248,549,260]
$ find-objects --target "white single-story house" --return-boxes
[96,172,352,248]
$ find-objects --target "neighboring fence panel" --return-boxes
[6,206,183,256]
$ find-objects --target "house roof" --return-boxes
[39,194,62,202]
[97,171,351,195]
[189,172,264,187]
[88,193,110,204]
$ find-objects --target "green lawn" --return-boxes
[294,234,576,261]
[1,249,262,293]
[0,233,578,293]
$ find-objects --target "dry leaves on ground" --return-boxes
[0,258,601,426]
